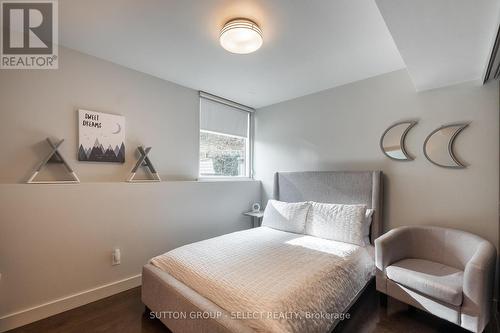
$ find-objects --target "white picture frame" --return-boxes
[78,109,125,163]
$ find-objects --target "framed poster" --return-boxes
[78,109,125,163]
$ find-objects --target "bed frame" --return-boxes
[142,171,383,333]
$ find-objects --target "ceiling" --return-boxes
[59,0,499,108]
[376,0,500,91]
[59,0,405,108]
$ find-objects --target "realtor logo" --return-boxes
[1,0,58,69]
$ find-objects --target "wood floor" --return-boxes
[8,282,499,333]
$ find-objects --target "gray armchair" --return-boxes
[375,225,496,333]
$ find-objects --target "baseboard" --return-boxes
[0,274,142,332]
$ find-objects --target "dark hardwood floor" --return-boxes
[8,282,498,333]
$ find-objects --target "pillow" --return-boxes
[363,209,375,246]
[305,202,367,246]
[262,200,310,234]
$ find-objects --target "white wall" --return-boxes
[255,69,499,250]
[0,47,261,331]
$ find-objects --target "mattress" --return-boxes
[151,227,375,333]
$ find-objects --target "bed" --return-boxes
[142,171,383,333]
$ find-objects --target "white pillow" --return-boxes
[262,200,310,234]
[363,209,375,246]
[305,202,367,246]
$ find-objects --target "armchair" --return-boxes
[375,225,496,333]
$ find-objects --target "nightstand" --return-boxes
[243,211,264,228]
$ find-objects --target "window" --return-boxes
[199,93,252,178]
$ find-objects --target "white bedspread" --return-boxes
[151,227,374,333]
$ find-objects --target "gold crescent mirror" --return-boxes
[380,121,417,161]
[423,123,469,169]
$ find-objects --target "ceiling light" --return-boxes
[219,19,263,54]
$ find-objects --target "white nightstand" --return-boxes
[243,211,264,228]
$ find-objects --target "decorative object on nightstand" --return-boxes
[127,146,161,182]
[27,138,80,184]
[243,210,264,228]
[251,203,261,212]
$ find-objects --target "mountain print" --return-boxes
[79,139,125,163]
[78,109,125,163]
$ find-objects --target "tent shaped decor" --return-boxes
[27,138,80,184]
[127,146,161,182]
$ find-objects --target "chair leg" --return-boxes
[144,305,151,315]
[386,296,410,315]
[379,292,387,307]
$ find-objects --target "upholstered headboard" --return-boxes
[273,171,383,244]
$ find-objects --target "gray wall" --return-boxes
[0,181,260,320]
[0,47,199,183]
[0,47,260,328]
[254,69,499,249]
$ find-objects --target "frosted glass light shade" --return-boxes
[220,19,263,54]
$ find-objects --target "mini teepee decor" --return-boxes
[127,146,161,182]
[27,138,80,184]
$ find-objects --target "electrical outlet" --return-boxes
[112,248,121,266]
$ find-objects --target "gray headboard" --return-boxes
[273,171,383,243]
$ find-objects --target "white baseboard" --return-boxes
[0,274,142,333]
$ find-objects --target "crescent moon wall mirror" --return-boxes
[380,121,417,161]
[423,123,469,169]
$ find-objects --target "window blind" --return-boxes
[200,97,249,138]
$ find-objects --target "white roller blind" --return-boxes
[200,97,249,138]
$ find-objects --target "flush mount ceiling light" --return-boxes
[219,19,263,54]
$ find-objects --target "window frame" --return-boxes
[198,91,254,180]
